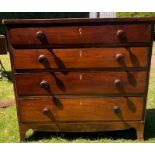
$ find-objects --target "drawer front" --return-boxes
[15,72,146,96]
[18,97,144,122]
[9,24,151,47]
[13,47,149,70]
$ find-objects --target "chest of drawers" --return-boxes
[3,17,155,142]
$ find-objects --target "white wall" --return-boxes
[89,12,116,18]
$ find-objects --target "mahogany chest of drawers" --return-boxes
[3,17,155,142]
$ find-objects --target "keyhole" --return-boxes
[79,28,82,35]
[80,100,83,105]
[80,50,82,57]
[80,74,83,80]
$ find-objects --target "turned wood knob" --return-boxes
[113,106,120,113]
[42,107,50,115]
[36,31,45,40]
[40,80,49,89]
[115,53,124,61]
[116,30,126,39]
[114,79,122,86]
[38,55,47,64]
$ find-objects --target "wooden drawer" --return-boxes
[8,24,151,48]
[18,97,144,122]
[15,71,146,96]
[13,47,149,70]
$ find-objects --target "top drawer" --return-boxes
[8,24,151,48]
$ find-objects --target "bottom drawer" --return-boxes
[18,97,144,122]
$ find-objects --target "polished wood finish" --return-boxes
[4,17,155,142]
[18,97,144,122]
[8,25,151,48]
[13,47,149,70]
[15,72,146,96]
[3,17,155,25]
[18,121,144,141]
[19,121,144,133]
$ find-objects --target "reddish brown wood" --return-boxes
[0,35,7,54]
[18,120,145,141]
[18,97,144,122]
[15,72,146,96]
[3,18,155,142]
[18,123,28,142]
[8,25,151,48]
[18,121,144,139]
[3,17,155,25]
[135,121,145,142]
[13,47,149,70]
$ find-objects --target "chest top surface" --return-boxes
[3,17,155,25]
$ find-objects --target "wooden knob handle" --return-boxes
[40,80,49,89]
[42,107,50,114]
[38,55,47,64]
[114,79,122,86]
[116,30,125,39]
[113,106,120,113]
[36,31,45,40]
[115,53,124,61]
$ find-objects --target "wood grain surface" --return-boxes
[15,71,147,96]
[8,25,151,48]
[13,47,149,70]
[18,97,144,122]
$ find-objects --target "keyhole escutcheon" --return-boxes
[79,28,82,35]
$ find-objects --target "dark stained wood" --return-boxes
[18,97,144,122]
[3,17,154,142]
[8,25,151,48]
[15,71,147,96]
[135,121,145,141]
[19,121,143,132]
[3,17,155,25]
[13,47,149,70]
[19,121,144,141]
[11,43,151,49]
[18,123,27,142]
[0,35,7,55]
